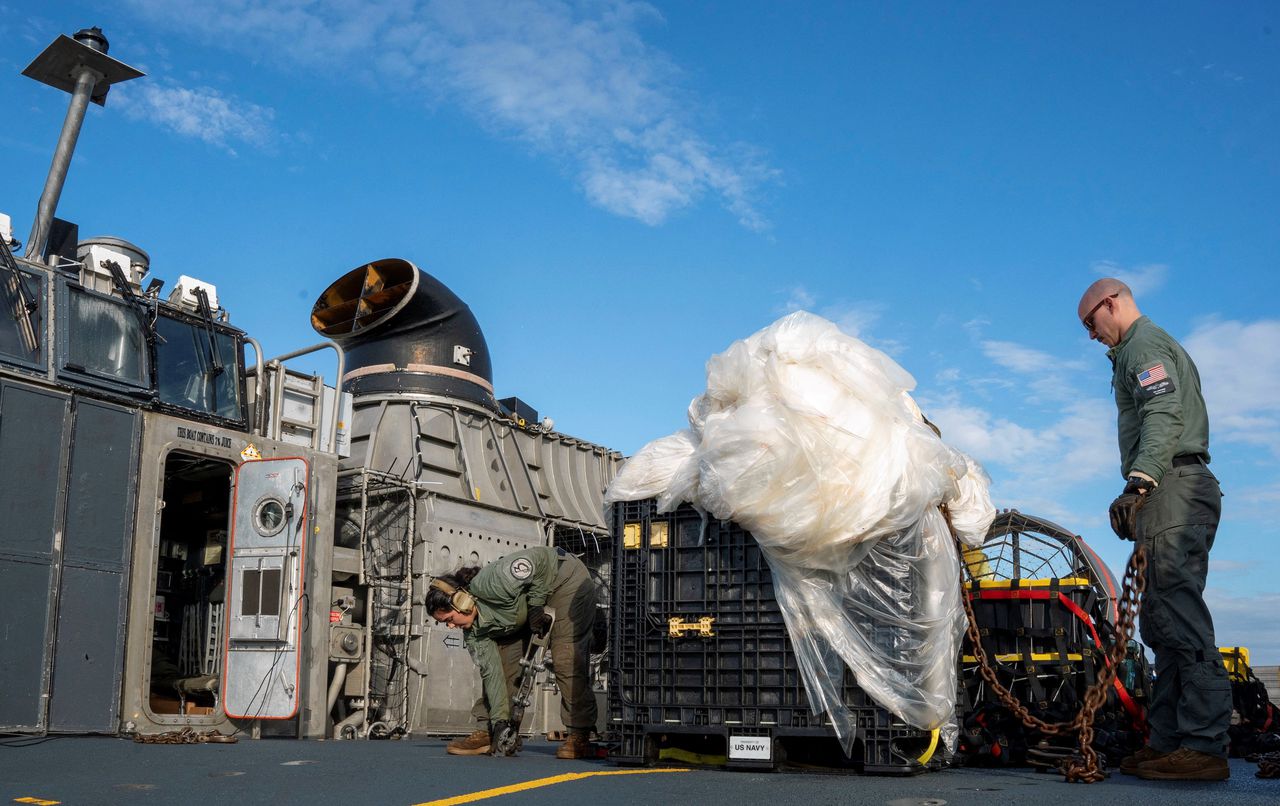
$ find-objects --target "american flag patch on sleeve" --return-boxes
[1138,364,1168,387]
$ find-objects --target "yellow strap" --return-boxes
[916,729,940,765]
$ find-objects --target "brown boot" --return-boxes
[555,731,593,760]
[1119,745,1168,775]
[447,729,492,756]
[1136,747,1229,781]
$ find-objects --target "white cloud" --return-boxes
[923,395,1116,526]
[1203,589,1280,665]
[778,287,889,346]
[1184,318,1280,455]
[125,0,774,228]
[781,286,816,313]
[1090,260,1168,297]
[823,303,884,342]
[924,401,1042,467]
[981,340,1088,374]
[1211,559,1251,574]
[114,80,275,154]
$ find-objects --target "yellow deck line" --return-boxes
[413,768,692,806]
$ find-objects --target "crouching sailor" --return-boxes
[427,546,598,759]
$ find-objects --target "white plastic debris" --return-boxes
[606,311,996,753]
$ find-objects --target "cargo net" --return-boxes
[334,470,418,739]
[957,511,1151,771]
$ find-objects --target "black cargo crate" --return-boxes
[608,498,944,774]
[959,577,1118,734]
[965,578,1100,659]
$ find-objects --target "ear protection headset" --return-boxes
[430,578,475,615]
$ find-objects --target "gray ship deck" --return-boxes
[1,736,1276,806]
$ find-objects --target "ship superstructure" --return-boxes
[0,26,620,742]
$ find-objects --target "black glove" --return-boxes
[527,605,552,637]
[1108,476,1155,541]
[489,719,512,754]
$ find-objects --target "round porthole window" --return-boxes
[254,497,287,537]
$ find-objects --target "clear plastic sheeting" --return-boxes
[605,311,995,754]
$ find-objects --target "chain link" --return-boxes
[946,506,1147,783]
[132,727,238,744]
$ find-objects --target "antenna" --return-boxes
[21,27,144,262]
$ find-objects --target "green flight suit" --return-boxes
[1109,316,1231,758]
[463,546,599,732]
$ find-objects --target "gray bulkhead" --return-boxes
[0,380,139,734]
[0,232,341,739]
[119,411,337,738]
[3,24,626,744]
[333,394,620,737]
[3,24,359,739]
[313,258,622,740]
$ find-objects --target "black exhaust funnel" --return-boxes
[311,258,495,408]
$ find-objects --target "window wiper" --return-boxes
[192,286,224,407]
[102,257,161,345]
[1,235,40,354]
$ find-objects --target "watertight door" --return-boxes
[223,457,308,719]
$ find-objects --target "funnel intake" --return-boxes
[312,258,494,407]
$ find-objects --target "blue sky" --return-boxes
[2,2,1277,662]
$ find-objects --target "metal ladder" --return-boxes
[204,603,224,675]
[269,365,325,450]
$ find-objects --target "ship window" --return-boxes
[63,285,149,388]
[240,568,283,617]
[253,498,287,537]
[0,266,45,369]
[155,313,243,420]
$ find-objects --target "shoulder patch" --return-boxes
[1135,362,1175,399]
[1137,363,1167,387]
[509,557,534,580]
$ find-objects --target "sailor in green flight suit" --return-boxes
[427,546,598,760]
[1078,278,1231,782]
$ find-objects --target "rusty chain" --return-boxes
[945,506,1147,783]
[132,727,238,744]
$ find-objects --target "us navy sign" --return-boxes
[730,735,773,760]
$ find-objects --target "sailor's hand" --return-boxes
[527,606,552,638]
[1108,476,1154,541]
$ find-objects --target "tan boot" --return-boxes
[447,729,492,756]
[1136,747,1229,781]
[555,731,593,760]
[1119,745,1168,775]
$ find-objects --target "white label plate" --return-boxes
[729,735,772,761]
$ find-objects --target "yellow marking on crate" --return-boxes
[972,578,1091,588]
[649,521,669,548]
[962,653,1085,663]
[668,616,715,638]
[962,548,990,578]
[14,798,62,805]
[1220,646,1250,676]
[413,768,692,806]
[623,522,642,550]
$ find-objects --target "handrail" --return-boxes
[263,340,346,451]
[242,336,265,436]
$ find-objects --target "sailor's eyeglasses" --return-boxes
[1082,293,1119,332]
